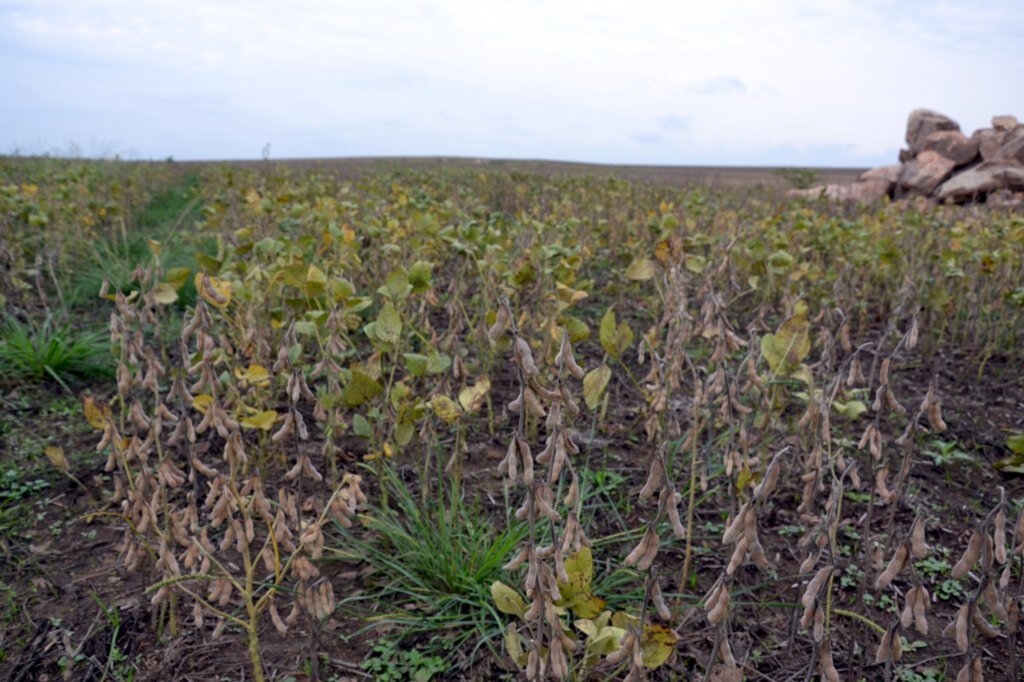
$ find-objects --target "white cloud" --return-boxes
[2,0,1022,165]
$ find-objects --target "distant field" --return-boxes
[179,155,868,188]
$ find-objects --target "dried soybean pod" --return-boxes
[951,531,983,579]
[875,544,908,590]
[819,639,840,682]
[900,586,917,629]
[802,566,832,608]
[911,517,929,559]
[994,510,1007,564]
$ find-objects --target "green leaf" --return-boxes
[491,581,528,618]
[583,364,612,411]
[352,414,372,438]
[395,420,415,446]
[1008,434,1024,455]
[561,315,591,343]
[343,370,384,407]
[408,260,433,293]
[425,352,451,375]
[403,353,428,377]
[833,399,868,419]
[379,269,412,301]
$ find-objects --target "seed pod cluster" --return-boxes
[496,311,590,680]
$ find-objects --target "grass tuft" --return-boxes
[0,313,113,390]
[333,466,526,672]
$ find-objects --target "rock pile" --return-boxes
[789,109,1024,205]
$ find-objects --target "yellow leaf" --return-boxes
[306,264,327,297]
[151,282,178,305]
[491,581,528,618]
[625,258,657,281]
[556,547,607,618]
[431,395,462,425]
[194,273,232,308]
[81,394,111,430]
[235,364,272,388]
[583,364,611,411]
[458,377,491,413]
[640,623,679,668]
[240,410,278,431]
[45,446,70,474]
[193,394,213,415]
[760,301,810,376]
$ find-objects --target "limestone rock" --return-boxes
[786,178,891,203]
[860,164,902,184]
[992,126,1024,165]
[896,150,956,196]
[992,115,1019,131]
[905,109,960,156]
[920,130,979,167]
[972,128,1009,161]
[935,160,1024,203]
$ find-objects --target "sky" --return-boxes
[2,1,1023,167]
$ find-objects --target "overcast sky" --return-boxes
[2,1,1023,167]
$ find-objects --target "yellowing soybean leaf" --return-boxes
[556,547,606,618]
[561,315,590,343]
[640,624,679,669]
[583,364,612,411]
[240,410,278,431]
[164,267,191,290]
[45,446,70,474]
[505,624,527,666]
[625,258,657,281]
[235,364,271,387]
[611,611,639,630]
[305,264,327,297]
[375,302,402,345]
[599,309,634,358]
[431,395,462,425]
[590,626,627,656]
[152,282,178,305]
[760,302,810,375]
[343,370,384,407]
[81,394,111,431]
[192,394,213,415]
[491,581,528,618]
[458,377,491,413]
[194,273,232,308]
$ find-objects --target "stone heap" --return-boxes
[789,109,1024,205]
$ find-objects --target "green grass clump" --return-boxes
[334,466,526,672]
[0,313,113,390]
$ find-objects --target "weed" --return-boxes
[0,313,113,389]
[335,466,526,670]
[360,640,446,682]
